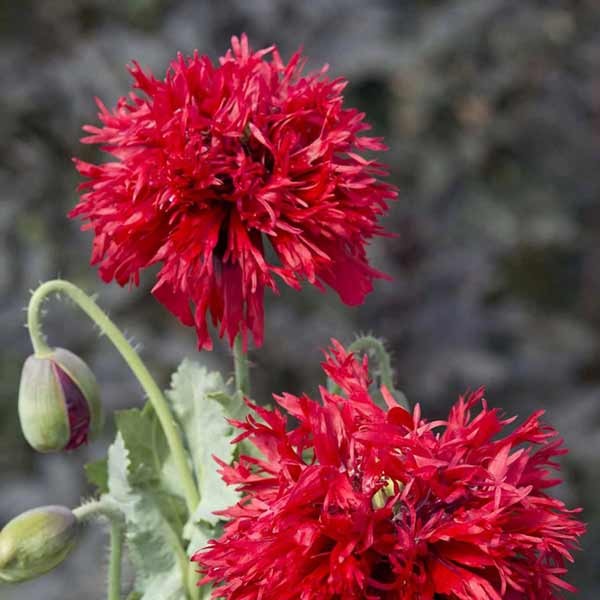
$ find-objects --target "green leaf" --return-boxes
[114,407,187,535]
[114,408,167,487]
[166,360,242,530]
[84,458,108,493]
[165,360,250,599]
[208,389,248,422]
[105,434,189,600]
[99,360,248,600]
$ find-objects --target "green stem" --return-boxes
[107,520,123,600]
[74,499,197,600]
[347,335,410,410]
[27,279,200,514]
[186,562,201,600]
[73,501,124,600]
[149,416,199,600]
[348,336,395,391]
[73,500,123,523]
[233,334,250,397]
[163,522,197,600]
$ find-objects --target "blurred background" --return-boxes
[1,0,599,597]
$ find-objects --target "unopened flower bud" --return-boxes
[18,348,102,452]
[0,506,79,582]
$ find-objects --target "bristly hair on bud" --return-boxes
[71,34,397,351]
[18,348,102,452]
[195,340,585,599]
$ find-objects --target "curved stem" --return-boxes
[73,500,123,523]
[74,499,197,600]
[233,335,250,397]
[73,501,123,600]
[107,521,123,600]
[347,336,410,411]
[27,279,200,513]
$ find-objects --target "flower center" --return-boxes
[371,478,400,510]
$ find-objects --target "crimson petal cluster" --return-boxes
[195,341,584,599]
[71,35,396,350]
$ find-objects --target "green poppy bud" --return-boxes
[18,348,102,452]
[0,506,79,582]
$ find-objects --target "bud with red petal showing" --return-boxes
[18,348,102,452]
[0,506,79,582]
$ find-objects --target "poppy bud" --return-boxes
[0,506,79,582]
[18,348,102,452]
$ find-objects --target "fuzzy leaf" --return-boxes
[114,408,168,487]
[105,434,189,600]
[166,360,242,529]
[115,407,187,535]
[100,361,247,600]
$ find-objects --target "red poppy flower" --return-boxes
[194,341,585,599]
[71,35,396,350]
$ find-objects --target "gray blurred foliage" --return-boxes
[1,0,599,597]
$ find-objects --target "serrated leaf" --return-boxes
[105,434,189,600]
[99,361,247,600]
[114,408,168,487]
[166,360,242,531]
[115,407,188,535]
[84,458,108,493]
[165,359,249,599]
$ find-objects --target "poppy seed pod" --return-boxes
[18,348,102,452]
[0,506,79,582]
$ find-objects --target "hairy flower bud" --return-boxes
[18,348,102,452]
[0,506,79,582]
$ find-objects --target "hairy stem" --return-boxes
[73,500,123,523]
[347,335,410,410]
[27,279,200,513]
[75,499,198,600]
[74,501,124,600]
